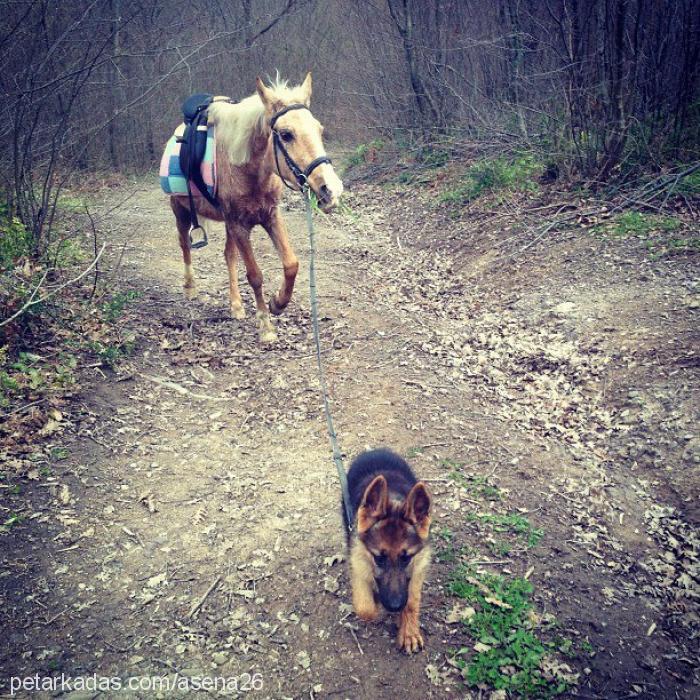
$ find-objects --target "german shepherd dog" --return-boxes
[344,449,432,653]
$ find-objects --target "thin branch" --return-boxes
[0,244,106,328]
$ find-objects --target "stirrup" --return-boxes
[189,225,208,249]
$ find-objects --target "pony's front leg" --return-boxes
[263,210,299,316]
[235,228,277,344]
[224,224,245,319]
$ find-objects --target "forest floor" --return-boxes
[1,175,698,699]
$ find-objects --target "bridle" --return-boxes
[269,103,332,191]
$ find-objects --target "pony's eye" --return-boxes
[280,130,294,143]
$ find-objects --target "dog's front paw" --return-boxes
[397,622,424,653]
[354,601,380,622]
[352,584,380,622]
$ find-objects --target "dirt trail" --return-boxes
[1,183,698,699]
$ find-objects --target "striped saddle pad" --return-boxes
[159,124,216,198]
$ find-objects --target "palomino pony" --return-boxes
[167,73,343,343]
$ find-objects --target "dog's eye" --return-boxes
[399,551,413,566]
[373,553,387,567]
[279,130,294,143]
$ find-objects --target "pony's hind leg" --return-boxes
[171,198,196,299]
[234,227,277,344]
[263,209,299,316]
[224,224,245,319]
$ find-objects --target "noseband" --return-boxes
[269,103,332,191]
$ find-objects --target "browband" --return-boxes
[269,103,308,130]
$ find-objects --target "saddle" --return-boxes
[178,93,218,211]
[177,93,233,248]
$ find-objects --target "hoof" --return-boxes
[230,302,246,320]
[268,296,286,316]
[256,311,277,344]
[184,285,197,300]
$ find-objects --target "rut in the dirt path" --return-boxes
[2,184,698,700]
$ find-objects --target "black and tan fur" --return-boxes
[344,449,432,653]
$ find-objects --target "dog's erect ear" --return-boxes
[403,482,432,539]
[357,475,388,534]
[300,71,312,107]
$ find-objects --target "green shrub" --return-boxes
[0,348,77,408]
[678,169,700,195]
[345,139,385,169]
[0,203,32,269]
[440,153,542,205]
[102,291,140,323]
[416,145,450,168]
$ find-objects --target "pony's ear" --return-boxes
[403,482,432,539]
[357,475,388,533]
[300,71,312,107]
[256,76,278,112]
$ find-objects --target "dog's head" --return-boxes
[356,475,432,612]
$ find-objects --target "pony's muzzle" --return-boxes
[312,167,344,213]
[318,184,333,207]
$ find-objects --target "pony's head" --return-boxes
[256,73,343,212]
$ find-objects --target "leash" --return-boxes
[303,185,354,531]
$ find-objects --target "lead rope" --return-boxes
[304,186,354,531]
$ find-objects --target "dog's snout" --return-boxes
[381,591,408,613]
[379,582,408,612]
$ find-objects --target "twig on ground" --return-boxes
[188,575,222,618]
[139,373,233,401]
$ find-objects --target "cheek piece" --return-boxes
[269,104,332,191]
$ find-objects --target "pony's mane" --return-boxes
[206,76,309,165]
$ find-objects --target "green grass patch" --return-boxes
[56,194,88,213]
[416,145,450,168]
[88,338,136,369]
[405,446,425,459]
[448,568,577,697]
[435,526,471,563]
[488,539,513,556]
[439,154,542,206]
[442,459,502,501]
[593,210,681,238]
[47,237,86,267]
[645,236,700,260]
[102,290,140,323]
[1,512,24,533]
[467,512,544,548]
[0,348,77,409]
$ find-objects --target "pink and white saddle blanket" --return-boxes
[159,124,217,199]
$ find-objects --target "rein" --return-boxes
[302,184,354,531]
[270,103,332,191]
